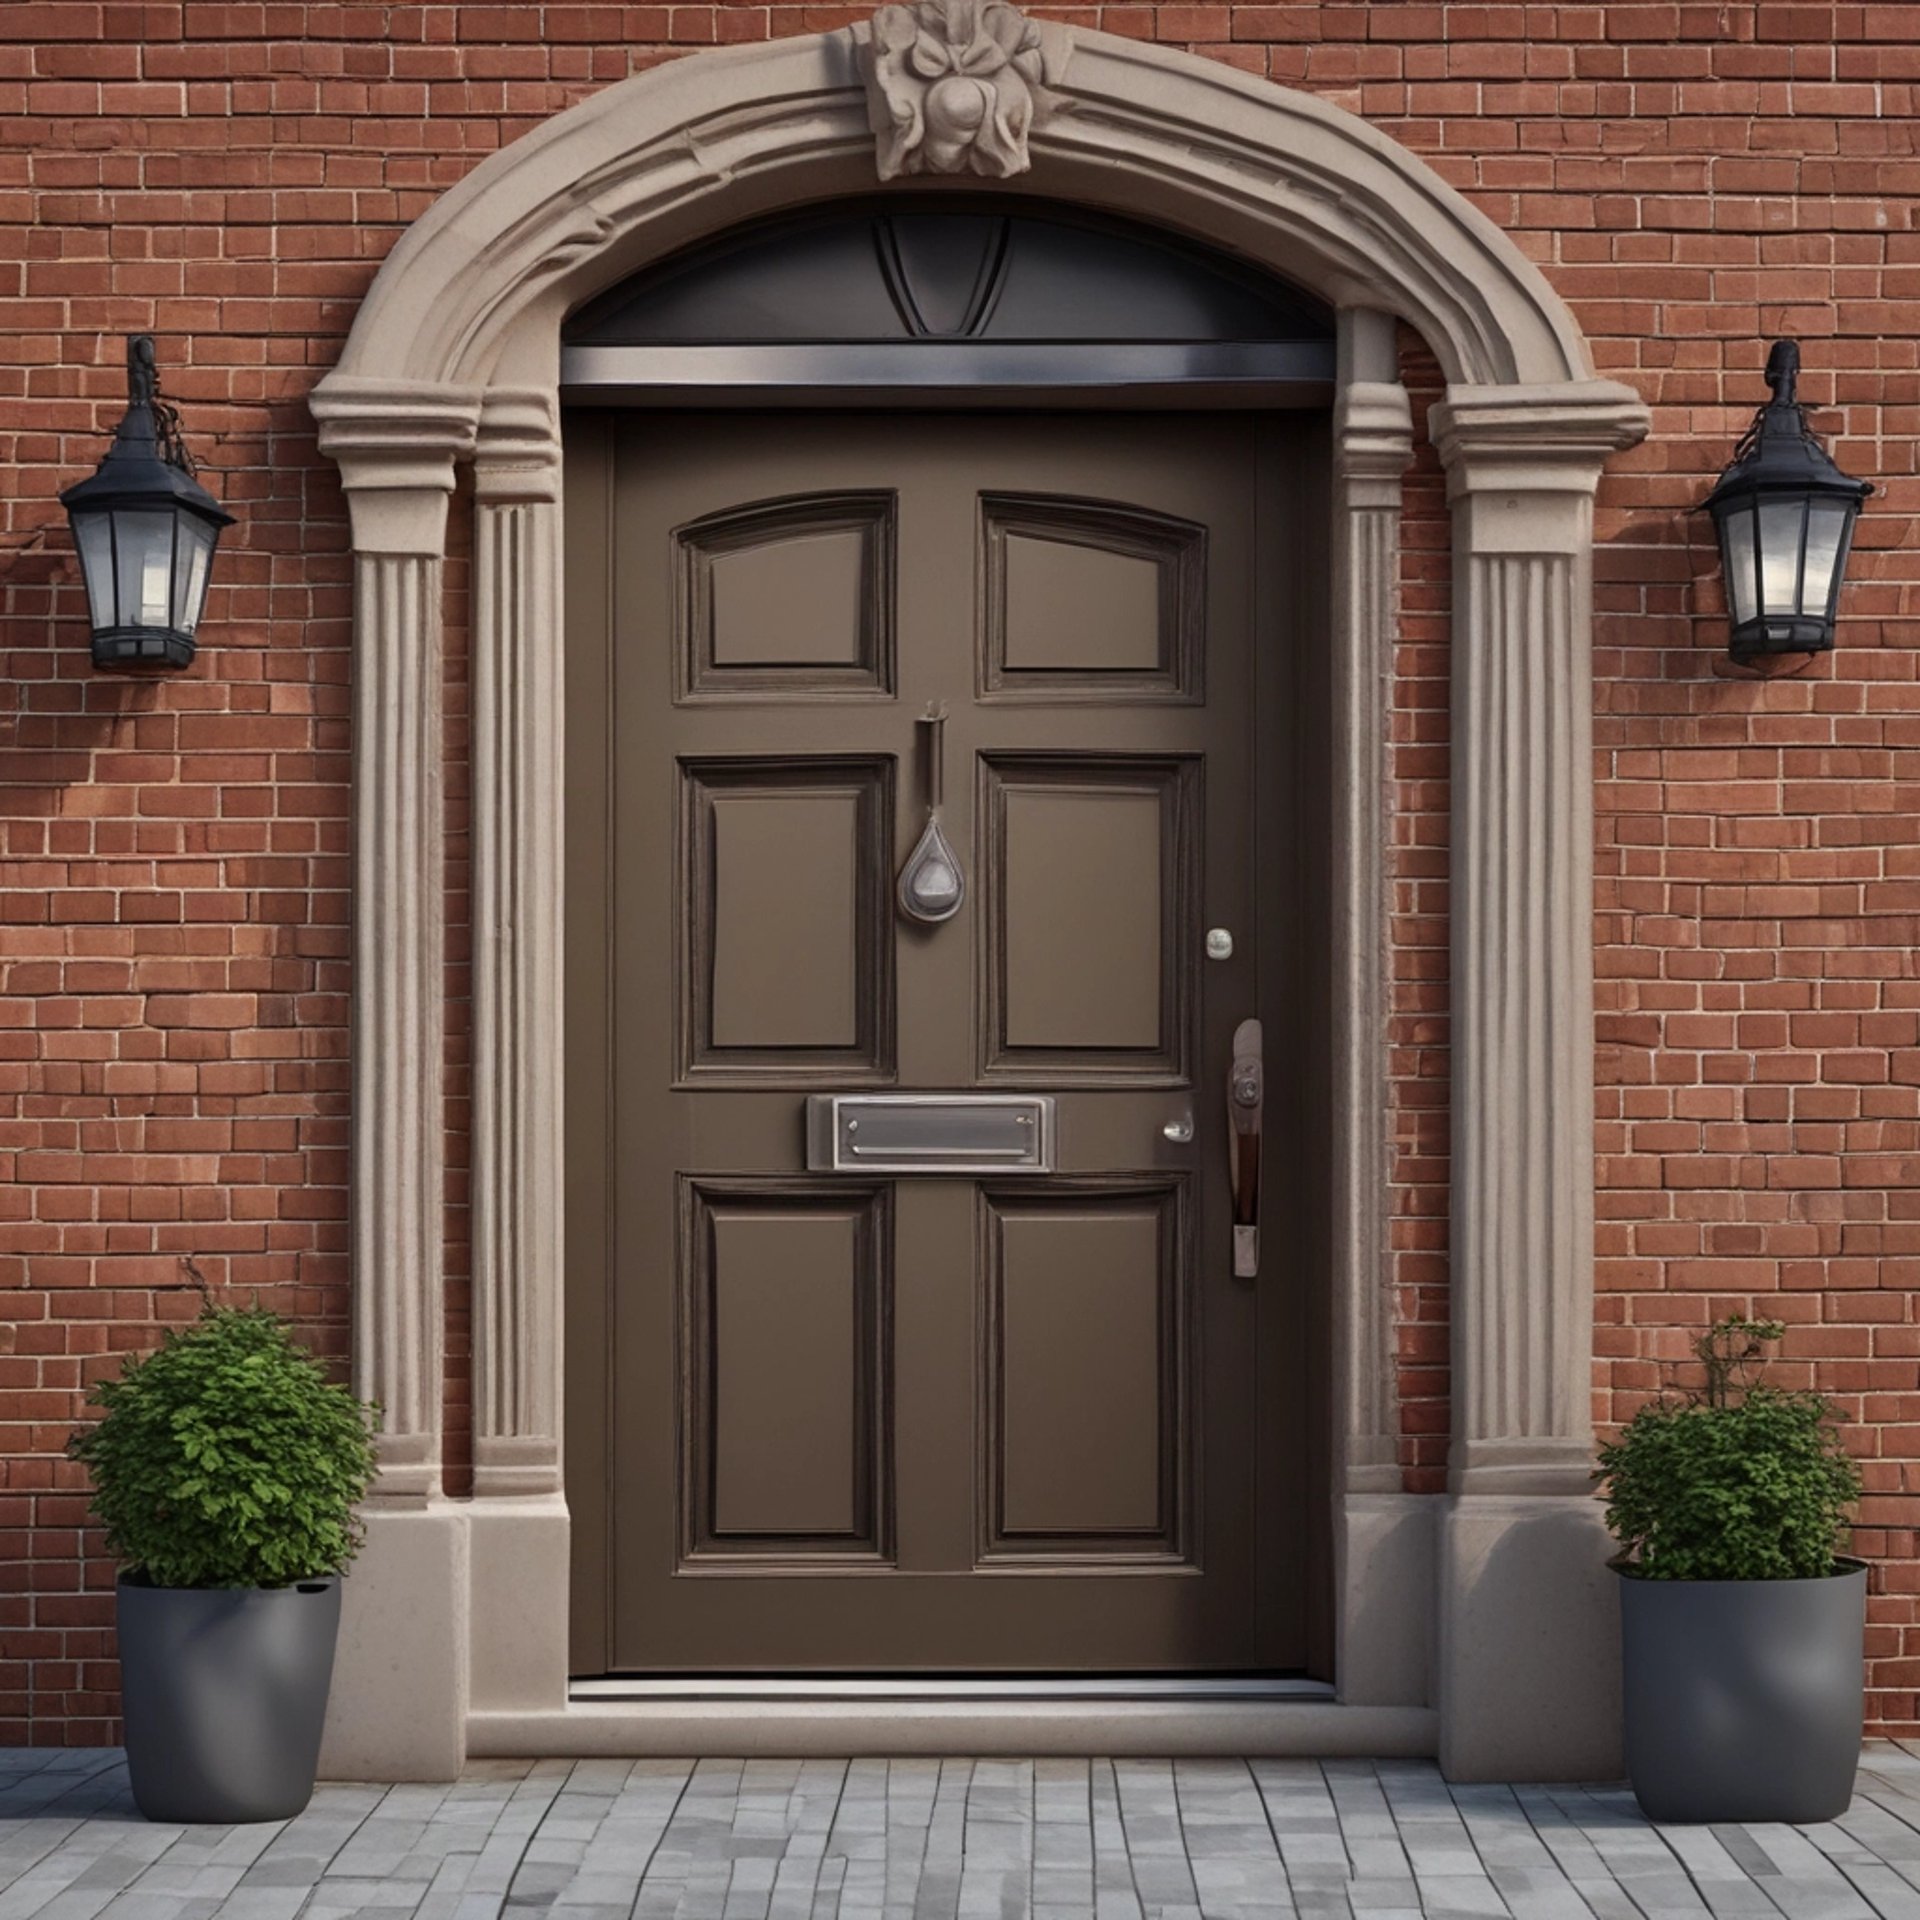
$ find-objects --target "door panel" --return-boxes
[983,1178,1188,1559]
[680,1179,892,1564]
[982,495,1206,699]
[678,491,896,698]
[567,410,1313,1674]
[983,755,1198,1077]
[679,757,894,1077]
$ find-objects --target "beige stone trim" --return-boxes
[313,379,481,555]
[1325,311,1435,1716]
[468,1701,1439,1760]
[471,390,565,1498]
[311,20,1651,1782]
[322,31,1600,393]
[1426,388,1645,1781]
[1330,309,1411,1501]
[314,386,477,1500]
[1436,1494,1621,1782]
[319,1505,469,1779]
[1429,387,1646,1497]
[852,0,1070,181]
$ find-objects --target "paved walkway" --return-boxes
[10,1747,1920,1920]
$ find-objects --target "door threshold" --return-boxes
[571,1676,1337,1702]
[470,1697,1436,1759]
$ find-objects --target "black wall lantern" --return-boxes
[60,336,231,671]
[1704,339,1871,663]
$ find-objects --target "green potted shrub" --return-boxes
[69,1287,379,1824]
[1598,1315,1865,1824]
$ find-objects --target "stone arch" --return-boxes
[310,18,1650,1786]
[325,31,1595,393]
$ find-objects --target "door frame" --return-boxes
[310,17,1650,1784]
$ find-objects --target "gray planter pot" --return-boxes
[1617,1558,1865,1824]
[117,1574,342,1824]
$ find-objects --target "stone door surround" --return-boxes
[310,19,1650,1784]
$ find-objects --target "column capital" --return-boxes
[474,387,562,505]
[311,375,482,554]
[1431,379,1650,501]
[1334,380,1415,500]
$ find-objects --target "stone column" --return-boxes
[311,375,481,1780]
[471,389,565,1500]
[1330,309,1413,1499]
[1429,381,1650,1780]
[466,390,571,1717]
[1328,310,1434,1710]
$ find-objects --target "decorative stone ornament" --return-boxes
[856,0,1067,180]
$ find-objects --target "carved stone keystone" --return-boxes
[855,0,1068,180]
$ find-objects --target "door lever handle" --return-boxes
[1228,1017,1263,1278]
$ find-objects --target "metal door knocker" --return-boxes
[897,702,966,924]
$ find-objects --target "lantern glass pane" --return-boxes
[1722,504,1758,627]
[71,511,116,630]
[113,509,177,629]
[1799,498,1851,616]
[171,518,215,634]
[1758,496,1807,616]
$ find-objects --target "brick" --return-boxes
[0,0,1915,1745]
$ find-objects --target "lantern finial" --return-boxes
[1763,338,1799,405]
[127,334,157,409]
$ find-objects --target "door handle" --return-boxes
[1228,1017,1262,1278]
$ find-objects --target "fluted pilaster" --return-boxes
[1431,382,1649,1496]
[353,551,446,1496]
[1330,309,1413,1496]
[471,391,565,1497]
[314,379,479,1502]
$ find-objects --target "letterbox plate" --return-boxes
[805,1094,1055,1175]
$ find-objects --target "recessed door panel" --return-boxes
[678,491,896,698]
[983,1180,1188,1561]
[982,756,1198,1081]
[681,1180,892,1564]
[982,494,1205,700]
[569,409,1313,1675]
[678,757,894,1080]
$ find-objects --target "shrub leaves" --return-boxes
[68,1303,380,1590]
[1597,1317,1862,1582]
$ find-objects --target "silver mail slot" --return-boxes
[806,1094,1055,1175]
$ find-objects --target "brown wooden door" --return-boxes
[567,411,1312,1673]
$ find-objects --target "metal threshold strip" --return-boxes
[572,1676,1336,1702]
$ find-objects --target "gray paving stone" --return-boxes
[11,1749,1920,1918]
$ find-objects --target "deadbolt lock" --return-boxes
[1205,928,1234,961]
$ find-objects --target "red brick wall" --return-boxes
[3,1,1917,1742]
